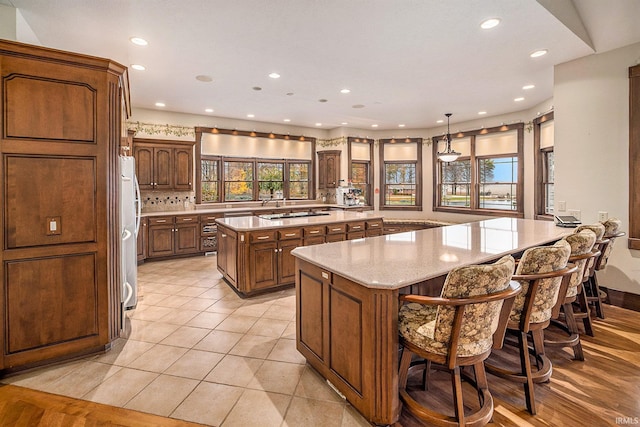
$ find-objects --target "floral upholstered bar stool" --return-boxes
[485,240,575,414]
[544,229,597,360]
[572,223,606,333]
[398,255,520,427]
[585,218,625,318]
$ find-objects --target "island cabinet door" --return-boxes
[296,259,401,425]
[249,241,278,291]
[217,227,238,287]
[278,238,302,285]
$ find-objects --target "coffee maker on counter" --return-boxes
[336,183,361,206]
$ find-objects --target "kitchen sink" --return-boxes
[258,211,331,220]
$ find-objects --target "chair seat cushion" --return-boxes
[399,302,492,357]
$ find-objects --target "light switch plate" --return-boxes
[46,216,61,235]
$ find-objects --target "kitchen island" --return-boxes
[215,211,384,297]
[291,218,568,425]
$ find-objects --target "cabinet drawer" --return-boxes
[249,230,277,243]
[279,229,302,240]
[148,216,173,226]
[366,220,383,230]
[200,214,219,224]
[346,221,365,232]
[304,225,325,237]
[201,236,217,252]
[326,223,346,234]
[176,215,199,224]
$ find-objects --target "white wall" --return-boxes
[554,42,640,294]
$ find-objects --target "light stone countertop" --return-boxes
[140,203,366,218]
[292,218,570,290]
[215,210,383,231]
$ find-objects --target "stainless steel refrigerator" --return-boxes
[120,156,140,314]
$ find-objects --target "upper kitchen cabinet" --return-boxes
[133,138,195,191]
[0,39,126,373]
[317,150,341,189]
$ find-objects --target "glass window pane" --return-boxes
[201,182,218,202]
[289,182,309,199]
[384,163,416,205]
[441,184,471,207]
[258,162,283,180]
[478,157,518,211]
[224,161,253,180]
[225,182,253,201]
[385,184,416,205]
[289,163,309,180]
[201,158,219,203]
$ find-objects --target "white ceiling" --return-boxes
[2,0,640,130]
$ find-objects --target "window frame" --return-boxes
[433,123,524,217]
[200,155,221,203]
[533,112,554,220]
[379,138,423,211]
[347,137,374,206]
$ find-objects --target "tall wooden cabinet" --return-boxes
[133,138,195,191]
[0,40,125,373]
[317,150,341,189]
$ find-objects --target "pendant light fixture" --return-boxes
[436,113,461,162]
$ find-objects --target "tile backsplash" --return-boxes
[141,191,195,212]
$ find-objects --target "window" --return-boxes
[434,123,523,217]
[195,127,315,204]
[440,159,471,208]
[351,162,369,204]
[534,112,554,218]
[201,157,219,202]
[348,137,374,205]
[379,138,422,210]
[384,162,417,205]
[258,161,284,200]
[478,156,518,211]
[289,162,309,199]
[224,161,253,201]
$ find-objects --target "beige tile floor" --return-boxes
[1,255,371,427]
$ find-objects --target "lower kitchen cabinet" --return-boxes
[217,227,238,286]
[147,215,200,259]
[137,217,148,262]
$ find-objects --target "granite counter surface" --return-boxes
[292,218,570,290]
[140,203,367,218]
[215,210,383,231]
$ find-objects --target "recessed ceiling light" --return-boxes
[252,86,262,91]
[286,92,294,96]
[530,49,548,58]
[131,64,145,71]
[315,123,322,127]
[478,111,487,115]
[205,108,214,113]
[318,99,328,103]
[341,122,348,125]
[514,97,525,102]
[283,119,291,122]
[523,84,535,90]
[480,18,501,29]
[247,114,255,118]
[129,37,148,46]
[352,104,365,109]
[268,72,280,79]
[195,75,213,82]
[155,102,165,107]
[340,89,351,94]
[371,124,378,128]
[398,124,406,128]
[436,119,444,124]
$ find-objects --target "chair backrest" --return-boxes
[574,223,606,280]
[561,230,597,298]
[434,255,515,358]
[510,239,572,327]
[599,218,623,269]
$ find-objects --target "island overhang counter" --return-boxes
[291,217,568,425]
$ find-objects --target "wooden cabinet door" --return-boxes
[174,146,193,190]
[278,238,302,285]
[218,230,238,285]
[318,154,326,189]
[249,241,278,291]
[148,224,174,258]
[175,222,199,255]
[154,146,173,189]
[217,229,228,275]
[134,145,154,190]
[325,154,338,188]
[137,217,147,262]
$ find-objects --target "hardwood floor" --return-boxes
[0,384,205,426]
[397,304,640,426]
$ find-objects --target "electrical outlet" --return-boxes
[568,209,581,220]
[598,211,608,222]
[557,201,566,211]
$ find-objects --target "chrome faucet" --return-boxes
[262,199,272,206]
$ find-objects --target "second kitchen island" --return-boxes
[216,211,384,297]
[291,218,569,425]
